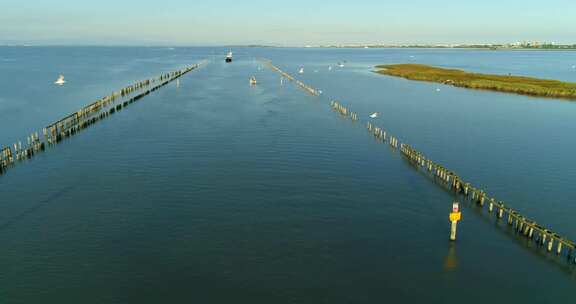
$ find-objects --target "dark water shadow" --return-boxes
[0,184,77,231]
[400,156,576,277]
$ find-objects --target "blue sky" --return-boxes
[1,0,575,45]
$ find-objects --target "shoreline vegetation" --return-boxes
[375,64,576,100]
[315,44,576,50]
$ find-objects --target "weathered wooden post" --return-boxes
[519,219,525,233]
[489,198,495,213]
[547,238,554,252]
[523,223,530,236]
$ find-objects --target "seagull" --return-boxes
[54,74,66,86]
[369,112,379,119]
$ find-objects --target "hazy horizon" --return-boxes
[2,0,575,46]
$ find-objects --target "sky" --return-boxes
[1,0,575,46]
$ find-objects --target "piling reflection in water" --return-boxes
[444,243,458,271]
[0,60,206,176]
[400,142,576,264]
[262,58,576,267]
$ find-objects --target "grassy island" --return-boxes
[375,64,576,100]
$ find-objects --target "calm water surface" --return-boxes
[0,47,575,303]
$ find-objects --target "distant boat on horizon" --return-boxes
[54,74,66,86]
[225,51,233,63]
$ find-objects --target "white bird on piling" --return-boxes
[369,112,379,119]
[54,74,66,86]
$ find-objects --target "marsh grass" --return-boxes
[375,64,576,100]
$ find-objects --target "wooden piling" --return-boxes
[0,62,204,177]
[262,57,576,265]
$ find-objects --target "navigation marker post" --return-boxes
[450,202,462,241]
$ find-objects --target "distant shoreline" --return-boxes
[1,44,575,50]
[375,64,576,100]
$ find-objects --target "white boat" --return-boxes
[369,112,379,119]
[337,62,345,68]
[298,67,304,74]
[54,74,66,85]
[225,51,233,62]
[328,66,333,71]
[250,76,257,85]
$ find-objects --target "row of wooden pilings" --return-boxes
[0,61,205,176]
[330,100,357,120]
[330,100,402,150]
[262,59,576,266]
[400,143,576,262]
[261,59,320,96]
